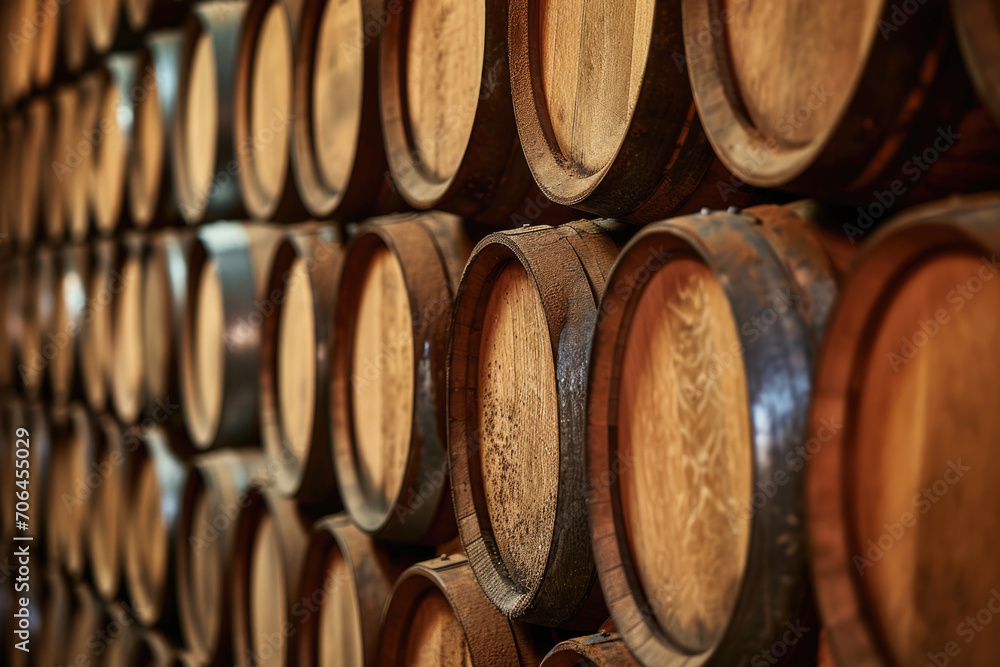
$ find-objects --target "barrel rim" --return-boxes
[110,233,147,425]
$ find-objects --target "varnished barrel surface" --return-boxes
[808,194,1000,667]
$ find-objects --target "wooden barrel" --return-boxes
[331,213,471,543]
[0,1,33,105]
[0,124,9,252]
[49,244,89,405]
[540,620,638,667]
[64,584,110,667]
[508,0,746,222]
[102,602,146,667]
[177,449,268,664]
[36,572,71,667]
[294,513,421,667]
[70,71,105,242]
[260,224,343,509]
[377,555,549,666]
[11,98,49,248]
[21,245,57,401]
[86,414,126,601]
[87,0,127,54]
[175,0,300,223]
[59,0,90,74]
[180,222,282,450]
[231,485,311,667]
[107,624,197,667]
[0,268,12,390]
[807,194,1000,667]
[80,239,118,413]
[5,259,29,395]
[44,85,79,242]
[125,0,190,32]
[30,0,60,89]
[88,53,141,236]
[954,0,1000,124]
[123,425,187,629]
[110,233,146,423]
[47,404,96,580]
[142,229,191,433]
[448,219,630,628]
[129,30,185,229]
[378,0,538,225]
[683,0,1000,211]
[290,0,399,219]
[586,203,854,665]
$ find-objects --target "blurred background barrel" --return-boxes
[88,0,129,54]
[125,0,191,33]
[808,194,1000,667]
[260,224,342,511]
[49,244,88,405]
[46,403,94,581]
[295,513,420,667]
[231,485,310,667]
[22,246,56,401]
[129,30,185,229]
[379,0,538,226]
[180,222,280,450]
[331,213,470,544]
[448,219,629,629]
[87,414,127,601]
[176,449,266,664]
[110,233,146,423]
[508,0,748,222]
[586,202,852,665]
[378,555,549,666]
[124,426,187,630]
[291,0,399,220]
[954,0,1000,124]
[683,0,1000,212]
[80,239,117,413]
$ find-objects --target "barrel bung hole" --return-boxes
[851,252,1000,666]
[616,256,751,653]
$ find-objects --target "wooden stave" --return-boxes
[129,29,186,229]
[1,0,35,107]
[448,220,630,629]
[109,232,147,423]
[86,413,128,602]
[508,0,728,222]
[683,0,1000,207]
[585,204,849,666]
[294,513,423,667]
[953,0,1000,125]
[805,193,1000,667]
[378,0,538,226]
[122,424,188,630]
[377,554,548,666]
[176,449,267,664]
[331,212,471,544]
[259,224,343,509]
[290,0,402,220]
[230,484,311,667]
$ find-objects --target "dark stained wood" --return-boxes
[684,0,1000,209]
[378,554,549,666]
[954,0,1000,124]
[807,193,1000,667]
[260,224,343,511]
[332,212,471,543]
[449,219,630,629]
[587,203,849,665]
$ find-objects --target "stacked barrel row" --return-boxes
[0,0,997,666]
